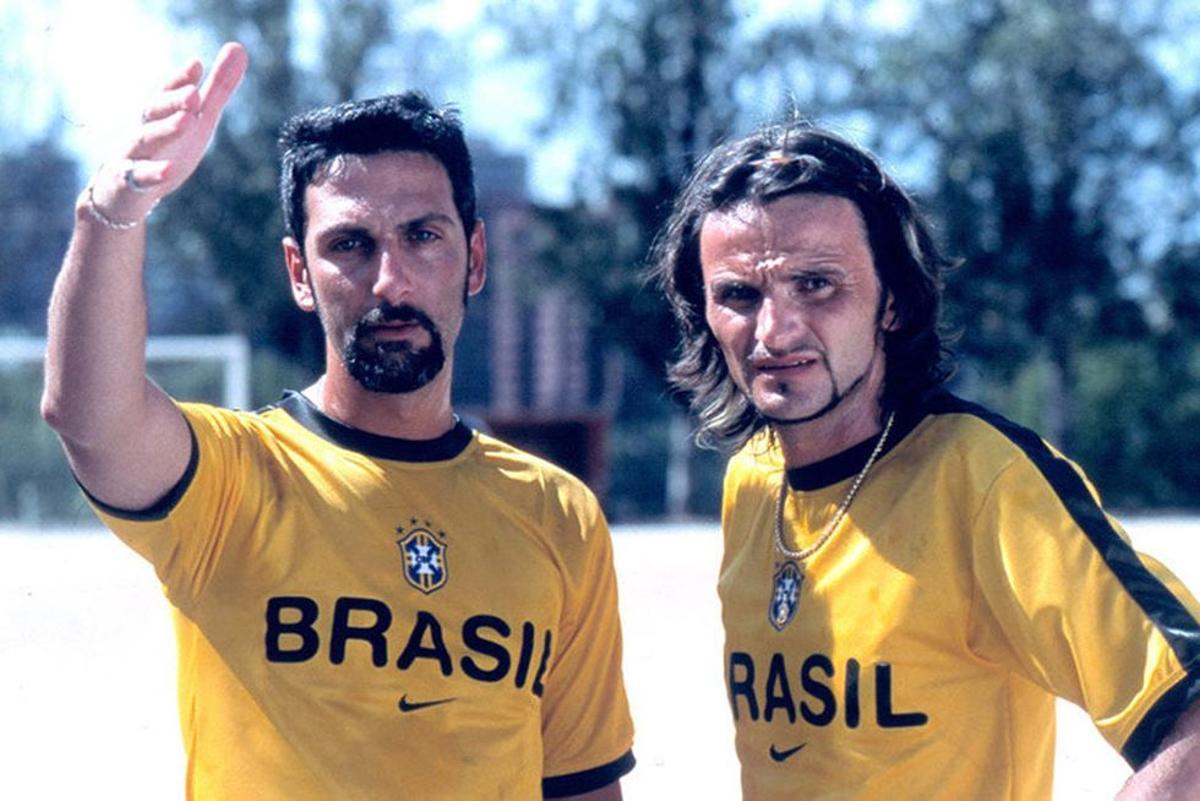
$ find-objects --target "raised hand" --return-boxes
[88,42,249,227]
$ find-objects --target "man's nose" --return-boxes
[756,295,807,353]
[372,243,415,302]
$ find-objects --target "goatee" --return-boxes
[343,303,446,394]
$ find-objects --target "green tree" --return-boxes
[491,0,749,516]
[0,137,78,334]
[494,0,742,379]
[500,0,1200,511]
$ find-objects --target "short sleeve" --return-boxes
[87,402,258,609]
[538,493,635,796]
[969,451,1200,766]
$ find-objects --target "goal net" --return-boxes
[0,335,250,528]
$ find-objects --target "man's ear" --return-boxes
[283,237,316,312]
[466,219,487,297]
[881,292,900,332]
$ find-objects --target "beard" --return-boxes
[340,303,446,394]
[752,320,889,427]
[759,368,866,426]
[755,343,882,428]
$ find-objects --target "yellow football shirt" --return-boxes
[721,392,1200,800]
[89,392,635,800]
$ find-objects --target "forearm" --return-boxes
[41,43,247,508]
[42,177,158,449]
[44,41,247,449]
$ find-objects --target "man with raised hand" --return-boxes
[42,42,634,800]
[652,121,1200,800]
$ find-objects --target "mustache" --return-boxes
[749,345,828,363]
[355,303,437,335]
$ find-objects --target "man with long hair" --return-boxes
[652,121,1200,799]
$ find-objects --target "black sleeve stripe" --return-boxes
[542,750,635,798]
[928,392,1200,767]
[77,418,200,522]
[1123,673,1200,767]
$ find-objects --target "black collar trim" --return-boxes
[784,401,926,491]
[271,390,473,462]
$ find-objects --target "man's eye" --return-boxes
[798,275,834,293]
[408,229,440,244]
[714,284,759,304]
[331,236,369,253]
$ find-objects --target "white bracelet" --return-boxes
[84,183,157,231]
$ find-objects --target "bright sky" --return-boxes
[15,0,206,169]
[11,0,572,199]
[10,0,922,205]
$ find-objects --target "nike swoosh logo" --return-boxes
[398,694,456,713]
[769,743,807,762]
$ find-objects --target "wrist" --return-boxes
[79,163,161,231]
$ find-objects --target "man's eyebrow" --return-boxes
[789,250,854,268]
[314,223,372,241]
[403,212,457,230]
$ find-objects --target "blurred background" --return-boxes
[5,3,1199,796]
[4,0,1200,525]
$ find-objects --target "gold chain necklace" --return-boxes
[773,411,896,560]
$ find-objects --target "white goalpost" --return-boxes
[0,334,251,526]
[0,334,252,409]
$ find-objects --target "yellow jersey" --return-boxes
[720,391,1200,800]
[89,392,635,800]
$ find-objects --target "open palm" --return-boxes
[107,42,248,208]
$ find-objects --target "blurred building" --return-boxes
[453,141,612,497]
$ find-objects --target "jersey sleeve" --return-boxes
[968,441,1200,767]
[538,485,636,797]
[86,402,262,610]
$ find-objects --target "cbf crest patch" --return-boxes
[769,561,803,632]
[396,520,448,594]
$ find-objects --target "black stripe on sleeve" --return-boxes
[542,750,635,798]
[1123,674,1200,767]
[930,392,1200,766]
[77,417,200,522]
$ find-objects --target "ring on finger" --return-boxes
[123,162,152,194]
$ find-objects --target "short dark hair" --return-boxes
[278,92,477,248]
[650,122,954,451]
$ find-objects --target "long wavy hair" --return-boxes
[650,122,954,452]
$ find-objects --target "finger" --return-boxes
[140,84,201,125]
[125,111,203,160]
[120,159,171,193]
[197,42,249,120]
[89,159,170,219]
[162,58,204,92]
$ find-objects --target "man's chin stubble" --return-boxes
[756,370,868,427]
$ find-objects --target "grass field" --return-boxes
[2,517,1197,799]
